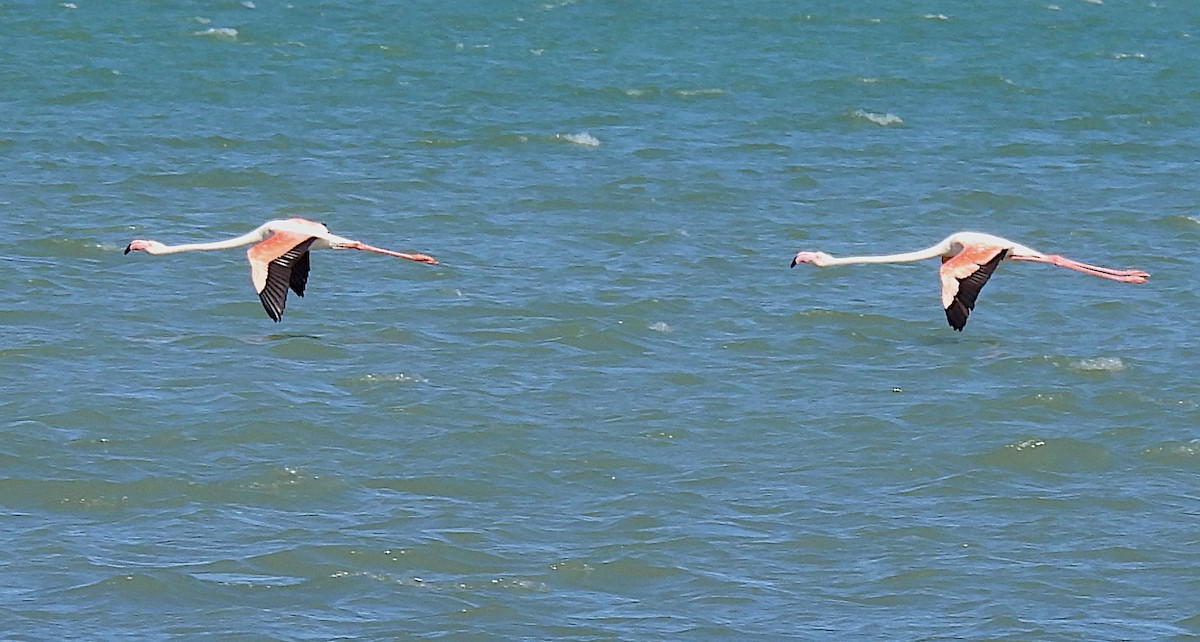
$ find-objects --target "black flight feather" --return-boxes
[258,238,315,322]
[945,248,1007,331]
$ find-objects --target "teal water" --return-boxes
[3,1,1200,639]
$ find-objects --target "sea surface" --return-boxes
[3,1,1199,639]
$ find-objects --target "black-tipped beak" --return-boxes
[123,244,132,255]
[790,258,798,268]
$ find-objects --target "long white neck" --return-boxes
[147,225,270,255]
[820,240,952,266]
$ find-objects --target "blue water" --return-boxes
[3,1,1200,639]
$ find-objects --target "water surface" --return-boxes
[3,1,1199,639]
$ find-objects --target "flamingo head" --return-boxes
[790,251,833,268]
[124,239,166,255]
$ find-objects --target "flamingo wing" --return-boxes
[939,245,1007,331]
[248,231,316,322]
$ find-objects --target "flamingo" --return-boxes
[789,231,1149,331]
[125,218,438,321]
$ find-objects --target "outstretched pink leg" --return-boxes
[1009,254,1149,283]
[341,241,439,265]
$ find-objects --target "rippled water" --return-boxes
[3,1,1199,639]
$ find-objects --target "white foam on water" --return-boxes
[853,109,903,126]
[557,132,600,147]
[195,27,239,41]
[1073,357,1126,372]
[360,373,428,384]
[1144,442,1200,457]
[923,13,949,20]
[1008,438,1047,452]
[649,322,672,333]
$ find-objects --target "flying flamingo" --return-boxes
[125,218,438,321]
[790,231,1149,331]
